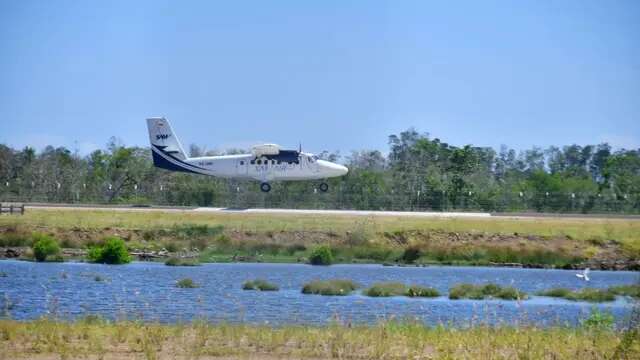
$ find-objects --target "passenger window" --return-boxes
[250,160,255,165]
[240,161,244,165]
[257,160,262,165]
[277,160,281,164]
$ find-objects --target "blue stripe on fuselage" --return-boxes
[151,148,200,174]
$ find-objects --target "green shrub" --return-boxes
[0,233,30,247]
[164,257,200,266]
[364,282,407,297]
[176,278,199,288]
[449,284,477,300]
[31,233,61,262]
[302,279,359,296]
[405,285,440,298]
[537,288,571,298]
[608,284,640,298]
[214,234,233,250]
[495,287,526,300]
[400,246,422,263]
[87,237,131,265]
[242,279,279,291]
[449,283,527,300]
[581,308,614,331]
[352,246,395,261]
[309,245,334,265]
[537,287,615,302]
[163,242,179,253]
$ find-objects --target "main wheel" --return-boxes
[260,182,271,193]
[319,182,329,192]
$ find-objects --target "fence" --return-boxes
[0,203,25,215]
[1,181,638,214]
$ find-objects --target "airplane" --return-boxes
[146,117,348,192]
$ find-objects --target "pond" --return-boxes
[0,260,637,327]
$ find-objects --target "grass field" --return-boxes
[1,208,639,243]
[0,318,637,359]
[1,209,639,267]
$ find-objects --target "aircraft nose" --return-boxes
[322,161,348,177]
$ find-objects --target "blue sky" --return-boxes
[1,0,638,156]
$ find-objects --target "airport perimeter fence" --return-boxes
[0,180,639,214]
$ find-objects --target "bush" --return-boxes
[449,283,476,300]
[352,245,395,262]
[242,279,279,291]
[302,279,359,296]
[581,308,614,331]
[400,246,422,263]
[449,283,527,300]
[176,278,199,288]
[165,257,200,266]
[405,285,440,298]
[537,288,571,298]
[0,233,30,247]
[31,233,61,262]
[495,287,524,300]
[309,245,334,265]
[537,287,615,302]
[87,237,131,265]
[608,284,640,298]
[364,282,407,297]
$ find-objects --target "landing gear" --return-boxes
[318,182,329,192]
[260,182,271,193]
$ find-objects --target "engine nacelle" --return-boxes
[251,143,281,157]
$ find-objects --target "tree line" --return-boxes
[0,129,638,213]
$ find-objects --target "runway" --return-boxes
[193,207,492,218]
[23,203,490,218]
[17,202,640,220]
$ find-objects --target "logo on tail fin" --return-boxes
[156,134,170,140]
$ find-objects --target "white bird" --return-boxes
[576,268,590,281]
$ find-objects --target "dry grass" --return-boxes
[0,319,634,359]
[1,208,639,245]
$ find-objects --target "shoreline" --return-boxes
[2,247,639,271]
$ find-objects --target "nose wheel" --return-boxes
[318,182,329,192]
[260,182,271,193]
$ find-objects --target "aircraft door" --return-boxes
[236,159,249,177]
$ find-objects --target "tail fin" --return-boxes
[146,117,188,161]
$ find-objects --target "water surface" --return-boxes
[0,260,637,327]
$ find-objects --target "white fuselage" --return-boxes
[168,152,347,182]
